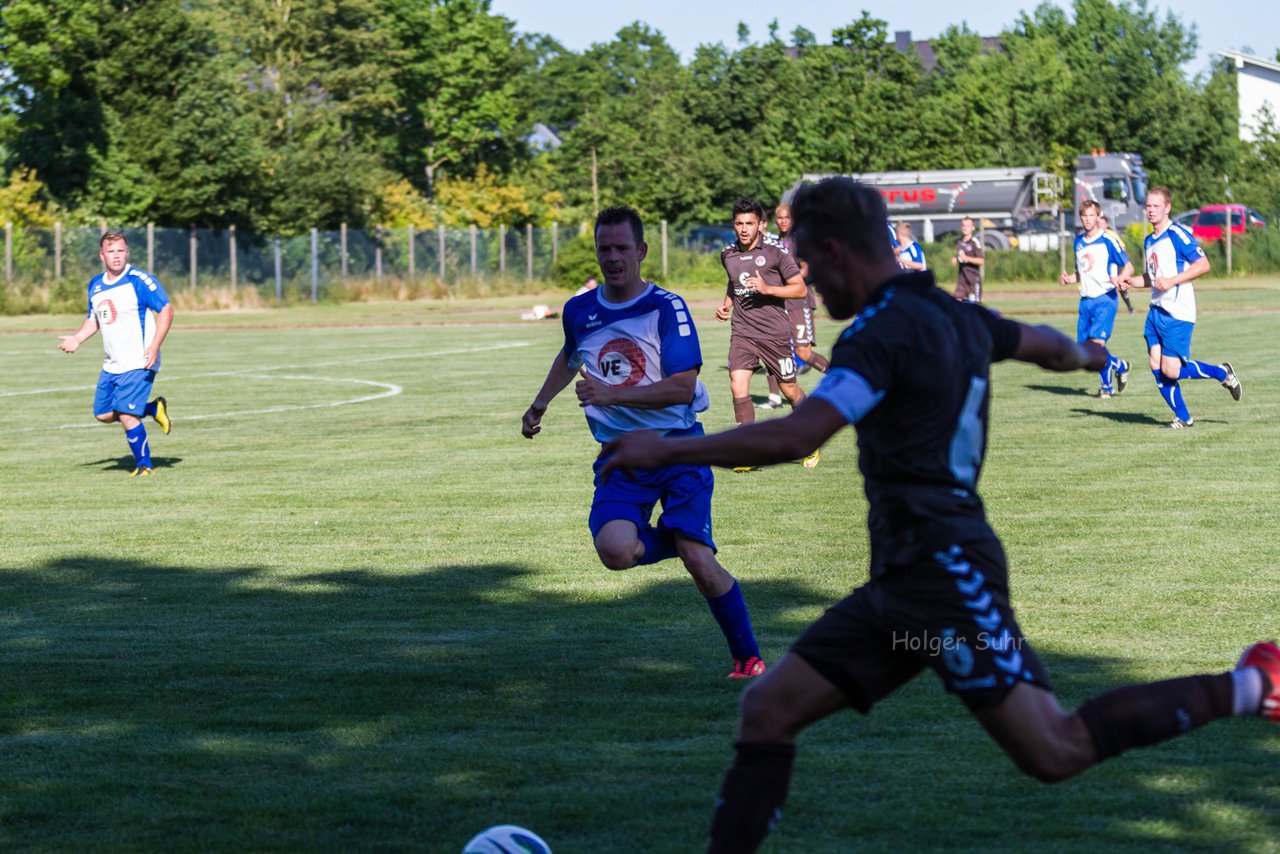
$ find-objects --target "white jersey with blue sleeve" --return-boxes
[899,241,926,270]
[1144,223,1204,323]
[561,283,711,443]
[87,265,172,374]
[1074,231,1129,298]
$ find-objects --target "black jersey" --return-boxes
[813,271,1021,579]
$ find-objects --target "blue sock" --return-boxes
[706,580,760,661]
[636,526,678,565]
[1179,361,1227,382]
[144,400,157,417]
[125,423,152,468]
[1099,348,1120,391]
[1153,370,1191,421]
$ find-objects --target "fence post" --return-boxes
[499,224,506,276]
[470,225,477,276]
[375,226,383,283]
[340,222,348,280]
[229,225,237,292]
[189,225,197,289]
[661,220,668,278]
[147,222,155,272]
[552,221,559,263]
[310,227,319,301]
[978,221,987,293]
[1225,196,1233,277]
[4,222,10,284]
[408,224,415,282]
[1058,210,1066,274]
[55,221,63,279]
[438,225,446,281]
[526,223,534,281]
[274,237,283,300]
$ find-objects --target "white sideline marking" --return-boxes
[8,341,533,430]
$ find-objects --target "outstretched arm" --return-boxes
[1012,323,1107,373]
[521,350,577,438]
[601,396,847,476]
[57,316,99,353]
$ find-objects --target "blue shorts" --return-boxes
[1077,293,1119,343]
[590,425,716,551]
[1143,307,1194,362]
[94,368,156,418]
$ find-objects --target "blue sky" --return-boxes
[490,0,1276,76]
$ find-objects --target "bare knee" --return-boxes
[1004,716,1094,783]
[95,412,117,424]
[596,544,637,571]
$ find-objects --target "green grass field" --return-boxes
[2,279,1277,852]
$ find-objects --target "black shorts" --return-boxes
[790,538,1051,711]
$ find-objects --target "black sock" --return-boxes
[808,352,831,373]
[707,741,796,854]
[1077,673,1234,761]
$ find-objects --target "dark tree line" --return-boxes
[0,0,1275,233]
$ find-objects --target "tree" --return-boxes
[381,0,531,195]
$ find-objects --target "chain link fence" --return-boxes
[1,222,593,301]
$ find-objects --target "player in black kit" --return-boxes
[601,177,1280,854]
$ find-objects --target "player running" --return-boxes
[717,197,817,469]
[1120,186,1242,427]
[1058,200,1133,398]
[58,231,174,476]
[602,178,1278,852]
[521,205,766,679]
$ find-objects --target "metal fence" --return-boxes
[1,222,593,300]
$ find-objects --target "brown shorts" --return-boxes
[785,303,815,346]
[790,538,1051,712]
[955,276,982,302]
[729,335,798,383]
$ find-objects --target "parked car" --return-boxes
[1172,210,1199,228]
[1187,204,1266,242]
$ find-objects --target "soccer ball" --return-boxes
[462,824,552,854]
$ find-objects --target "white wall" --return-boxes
[1238,63,1280,142]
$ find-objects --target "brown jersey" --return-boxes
[722,240,802,340]
[955,235,984,296]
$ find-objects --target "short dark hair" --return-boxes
[790,178,894,263]
[732,197,765,220]
[1079,200,1101,216]
[100,231,128,248]
[1149,185,1172,204]
[594,206,644,245]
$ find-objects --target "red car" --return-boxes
[1186,204,1267,241]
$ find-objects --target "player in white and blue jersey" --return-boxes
[895,221,926,272]
[1120,186,1242,428]
[1058,200,1133,397]
[58,232,174,476]
[521,206,765,679]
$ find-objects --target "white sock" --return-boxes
[1231,667,1265,716]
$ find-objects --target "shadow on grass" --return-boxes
[1025,383,1091,397]
[0,556,1273,852]
[79,455,183,472]
[1067,407,1169,426]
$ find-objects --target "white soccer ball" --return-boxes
[462,824,552,854]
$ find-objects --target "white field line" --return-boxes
[9,341,533,431]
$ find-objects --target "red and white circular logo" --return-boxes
[598,339,647,387]
[1079,253,1095,274]
[1147,252,1160,276]
[754,256,767,267]
[96,299,118,325]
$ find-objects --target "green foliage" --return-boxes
[0,0,1276,235]
[547,231,598,289]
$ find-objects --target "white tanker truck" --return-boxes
[790,151,1149,250]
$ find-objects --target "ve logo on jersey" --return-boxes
[598,338,646,387]
[96,299,118,325]
[1078,252,1095,274]
[1147,252,1160,276]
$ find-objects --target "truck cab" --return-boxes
[1072,152,1148,230]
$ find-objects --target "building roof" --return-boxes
[1218,49,1280,74]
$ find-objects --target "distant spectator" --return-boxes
[574,275,599,297]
